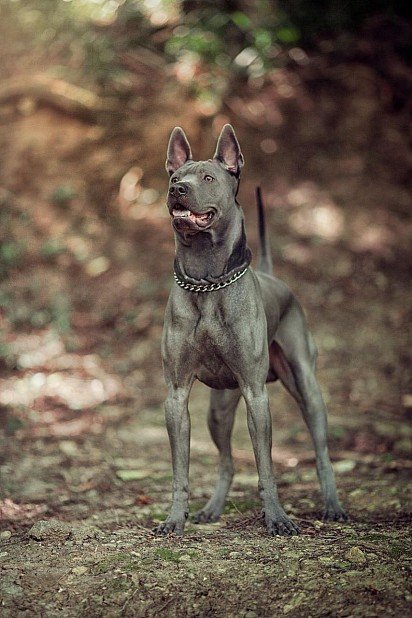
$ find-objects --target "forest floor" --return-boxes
[0,393,410,617]
[0,15,411,616]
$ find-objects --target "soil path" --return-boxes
[1,384,411,616]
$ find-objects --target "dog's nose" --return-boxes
[169,182,188,197]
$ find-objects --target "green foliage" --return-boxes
[2,0,405,106]
[40,239,65,259]
[154,547,181,563]
[0,197,28,279]
[166,1,299,74]
[0,341,12,365]
[0,241,25,266]
[51,185,77,207]
[5,414,24,436]
[389,543,407,559]
[50,294,71,333]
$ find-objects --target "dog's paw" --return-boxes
[153,518,186,537]
[193,506,222,524]
[322,505,349,522]
[264,511,300,536]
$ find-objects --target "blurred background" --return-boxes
[0,0,411,597]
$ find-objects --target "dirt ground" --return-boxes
[0,386,411,617]
[0,12,411,616]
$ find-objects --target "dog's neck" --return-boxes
[173,205,251,283]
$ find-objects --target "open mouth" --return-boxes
[171,207,215,228]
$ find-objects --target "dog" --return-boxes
[155,124,347,536]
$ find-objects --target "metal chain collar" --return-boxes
[173,267,248,293]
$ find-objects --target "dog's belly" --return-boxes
[196,368,278,390]
[195,352,279,390]
[196,367,239,390]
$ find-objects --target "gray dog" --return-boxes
[155,124,347,536]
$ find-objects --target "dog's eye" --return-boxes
[171,177,178,183]
[204,175,214,182]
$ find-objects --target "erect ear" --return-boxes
[165,127,192,175]
[213,124,244,176]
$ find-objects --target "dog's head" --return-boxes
[165,124,244,234]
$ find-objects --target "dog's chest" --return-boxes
[184,312,239,388]
[166,289,254,389]
[189,312,230,359]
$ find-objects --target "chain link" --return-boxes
[173,267,248,293]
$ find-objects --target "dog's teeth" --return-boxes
[172,209,190,217]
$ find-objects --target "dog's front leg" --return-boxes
[154,384,191,536]
[242,385,300,536]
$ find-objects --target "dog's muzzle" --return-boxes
[167,181,216,231]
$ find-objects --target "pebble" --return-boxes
[344,546,366,565]
[0,530,12,540]
[29,519,72,542]
[72,566,88,576]
[29,520,104,544]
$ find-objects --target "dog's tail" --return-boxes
[256,187,273,275]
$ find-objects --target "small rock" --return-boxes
[29,519,72,542]
[344,546,366,565]
[72,566,88,575]
[245,611,257,618]
[0,530,12,540]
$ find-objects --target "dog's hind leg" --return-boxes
[272,302,348,522]
[193,388,241,523]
